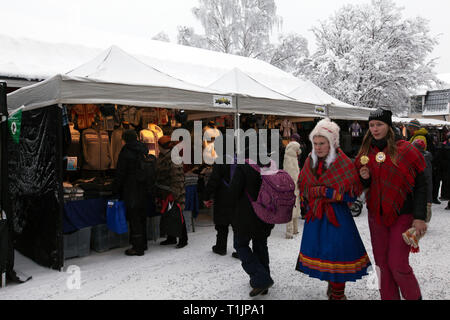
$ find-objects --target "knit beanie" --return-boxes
[368,108,393,127]
[122,130,138,144]
[408,119,421,130]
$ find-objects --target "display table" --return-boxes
[63,198,107,233]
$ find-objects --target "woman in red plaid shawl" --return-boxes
[355,108,427,300]
[296,118,371,300]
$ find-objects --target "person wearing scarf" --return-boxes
[355,108,427,300]
[296,118,371,300]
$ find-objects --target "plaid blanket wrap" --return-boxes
[299,149,363,227]
[355,140,425,227]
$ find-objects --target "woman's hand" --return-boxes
[412,219,427,238]
[360,166,370,180]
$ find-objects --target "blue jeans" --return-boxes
[234,234,273,289]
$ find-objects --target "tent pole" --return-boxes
[234,95,240,157]
[0,82,7,288]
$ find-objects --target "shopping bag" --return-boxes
[106,200,128,234]
[160,202,183,238]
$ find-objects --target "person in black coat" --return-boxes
[437,132,450,209]
[227,142,275,297]
[112,130,150,256]
[202,153,238,258]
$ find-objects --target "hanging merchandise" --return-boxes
[117,106,139,127]
[266,115,276,129]
[70,104,102,130]
[158,108,169,126]
[280,118,293,139]
[99,104,116,131]
[82,128,112,170]
[8,108,22,144]
[349,121,362,138]
[215,116,225,127]
[140,127,159,157]
[110,126,126,169]
[66,123,82,171]
[137,108,158,129]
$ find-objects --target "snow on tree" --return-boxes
[303,0,440,114]
[152,31,171,42]
[176,0,309,72]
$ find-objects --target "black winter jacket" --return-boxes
[228,164,274,239]
[203,163,235,226]
[112,141,149,209]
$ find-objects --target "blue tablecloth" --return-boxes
[64,193,160,233]
[63,198,107,233]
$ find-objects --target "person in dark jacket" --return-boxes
[112,130,150,256]
[412,139,433,222]
[227,140,275,298]
[437,132,450,209]
[202,152,238,258]
[356,108,427,300]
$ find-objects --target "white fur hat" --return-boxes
[309,118,340,149]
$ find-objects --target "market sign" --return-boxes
[213,95,233,109]
[314,105,327,116]
[8,109,22,144]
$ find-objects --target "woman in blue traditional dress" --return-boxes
[296,118,371,300]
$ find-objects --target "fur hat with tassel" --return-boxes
[309,118,341,168]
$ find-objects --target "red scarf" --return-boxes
[355,140,425,227]
[298,149,363,227]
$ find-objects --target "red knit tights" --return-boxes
[330,282,346,300]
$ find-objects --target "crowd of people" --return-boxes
[112,109,450,300]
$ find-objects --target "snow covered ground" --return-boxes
[1,202,450,300]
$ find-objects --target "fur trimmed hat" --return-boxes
[309,118,340,149]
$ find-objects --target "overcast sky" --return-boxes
[1,0,449,74]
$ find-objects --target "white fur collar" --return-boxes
[311,147,337,169]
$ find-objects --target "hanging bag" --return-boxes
[106,200,128,234]
[160,202,184,238]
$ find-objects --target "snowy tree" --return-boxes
[151,31,171,42]
[177,0,309,73]
[268,33,309,75]
[304,0,440,114]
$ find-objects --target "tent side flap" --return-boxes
[8,105,64,270]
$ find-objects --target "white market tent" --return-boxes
[2,33,371,119]
[207,68,317,117]
[7,46,230,114]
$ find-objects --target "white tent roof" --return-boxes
[3,34,372,119]
[66,45,216,94]
[208,68,294,101]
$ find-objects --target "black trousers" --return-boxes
[127,207,147,252]
[215,224,234,251]
[432,169,441,200]
[167,215,188,245]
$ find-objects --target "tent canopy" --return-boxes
[392,116,450,128]
[4,36,372,119]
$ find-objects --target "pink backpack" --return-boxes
[245,160,296,224]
